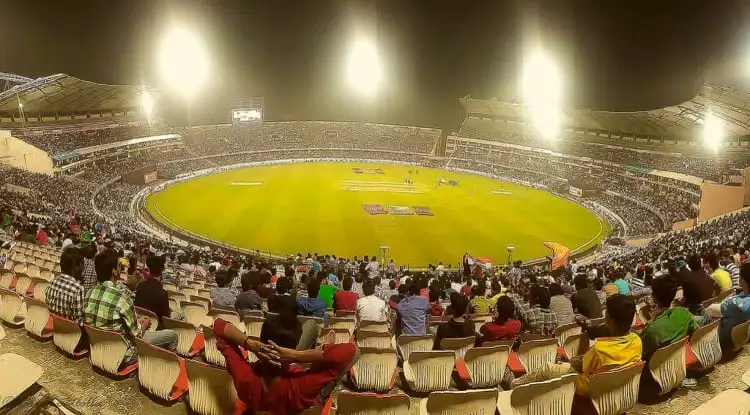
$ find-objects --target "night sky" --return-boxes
[1,0,748,132]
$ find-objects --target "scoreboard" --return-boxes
[230,97,264,123]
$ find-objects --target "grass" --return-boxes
[146,162,607,267]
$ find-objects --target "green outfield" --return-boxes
[146,162,607,266]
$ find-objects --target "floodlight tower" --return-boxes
[521,50,563,140]
[347,37,382,122]
[158,26,209,127]
[703,111,724,152]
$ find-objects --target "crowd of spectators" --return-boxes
[16,122,171,155]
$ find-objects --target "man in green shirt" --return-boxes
[639,276,697,360]
[317,276,338,309]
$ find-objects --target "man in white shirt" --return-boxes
[356,280,389,323]
[366,256,380,280]
[436,261,445,276]
[450,275,463,293]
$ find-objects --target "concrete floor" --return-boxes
[1,324,749,414]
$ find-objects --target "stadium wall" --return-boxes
[0,130,54,174]
[672,218,697,231]
[745,166,750,206]
[698,182,745,222]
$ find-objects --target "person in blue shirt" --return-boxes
[614,272,631,296]
[707,263,750,349]
[296,278,328,325]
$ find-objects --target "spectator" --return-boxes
[520,285,559,337]
[389,283,408,309]
[639,277,696,360]
[678,255,715,315]
[317,276,337,310]
[429,290,444,317]
[602,274,619,297]
[333,277,358,312]
[379,279,398,302]
[236,272,263,312]
[707,253,732,292]
[470,283,493,314]
[571,274,603,319]
[268,276,293,313]
[134,254,172,328]
[433,294,476,349]
[548,283,575,325]
[81,244,98,292]
[396,283,430,335]
[297,278,328,324]
[705,263,750,349]
[480,296,522,343]
[45,247,86,324]
[593,278,607,305]
[36,226,48,245]
[84,249,178,362]
[366,256,379,279]
[355,280,388,323]
[211,269,238,309]
[613,270,631,295]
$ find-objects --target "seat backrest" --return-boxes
[179,287,198,296]
[135,338,183,400]
[51,314,84,355]
[439,336,476,359]
[2,259,14,271]
[210,309,244,332]
[555,322,581,346]
[162,282,178,292]
[506,374,576,415]
[463,345,510,388]
[731,319,750,352]
[423,389,498,415]
[397,334,434,362]
[163,317,200,356]
[403,350,455,392]
[589,362,645,415]
[23,297,51,338]
[0,288,26,326]
[0,353,44,410]
[14,272,33,296]
[25,263,40,279]
[563,333,590,360]
[181,301,211,327]
[184,357,242,415]
[0,270,14,290]
[351,347,398,392]
[197,288,212,298]
[717,289,733,302]
[83,325,129,374]
[360,320,389,333]
[517,337,558,374]
[336,392,410,415]
[335,310,356,318]
[648,337,688,394]
[135,306,159,332]
[31,278,50,302]
[330,328,352,344]
[12,262,26,274]
[329,317,356,335]
[202,326,226,367]
[243,316,265,338]
[357,330,394,349]
[688,319,722,369]
[191,296,212,313]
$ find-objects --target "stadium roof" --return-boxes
[460,84,750,140]
[0,73,154,116]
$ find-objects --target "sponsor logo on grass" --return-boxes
[412,206,434,216]
[388,205,414,215]
[362,204,388,215]
[352,168,385,175]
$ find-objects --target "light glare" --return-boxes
[703,112,724,151]
[347,38,382,96]
[522,51,563,140]
[158,26,209,99]
[141,91,154,116]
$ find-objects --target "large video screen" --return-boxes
[232,108,263,122]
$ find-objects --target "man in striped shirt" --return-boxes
[723,251,741,289]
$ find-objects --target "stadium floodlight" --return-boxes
[158,26,209,101]
[703,111,724,151]
[347,37,382,97]
[141,90,155,117]
[521,50,563,140]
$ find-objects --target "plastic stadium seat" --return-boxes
[11,261,26,274]
[0,324,4,340]
[517,337,558,375]
[25,263,40,279]
[162,317,204,357]
[647,337,688,395]
[210,309,245,333]
[360,320,389,333]
[0,269,16,290]
[179,286,198,297]
[356,330,395,349]
[191,295,212,313]
[555,322,582,347]
[181,300,212,328]
[349,347,398,392]
[83,325,138,376]
[687,388,750,415]
[335,392,410,415]
[202,326,227,367]
[184,357,246,415]
[561,333,590,361]
[0,353,43,410]
[197,288,212,299]
[329,316,356,335]
[588,361,645,415]
[439,336,475,359]
[496,373,576,415]
[51,314,88,357]
[241,309,264,318]
[40,266,55,280]
[135,306,159,332]
[716,289,734,302]
[23,297,53,339]
[685,319,722,369]
[402,350,455,393]
[2,259,14,271]
[330,328,353,344]
[397,334,434,362]
[421,389,498,415]
[455,344,510,388]
[30,277,50,302]
[730,319,750,353]
[743,369,750,388]
[335,310,356,318]
[0,288,26,327]
[162,282,178,292]
[135,338,189,401]
[188,281,204,290]
[470,313,493,333]
[428,321,447,336]
[13,272,33,297]
[243,315,265,338]
[298,315,325,328]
